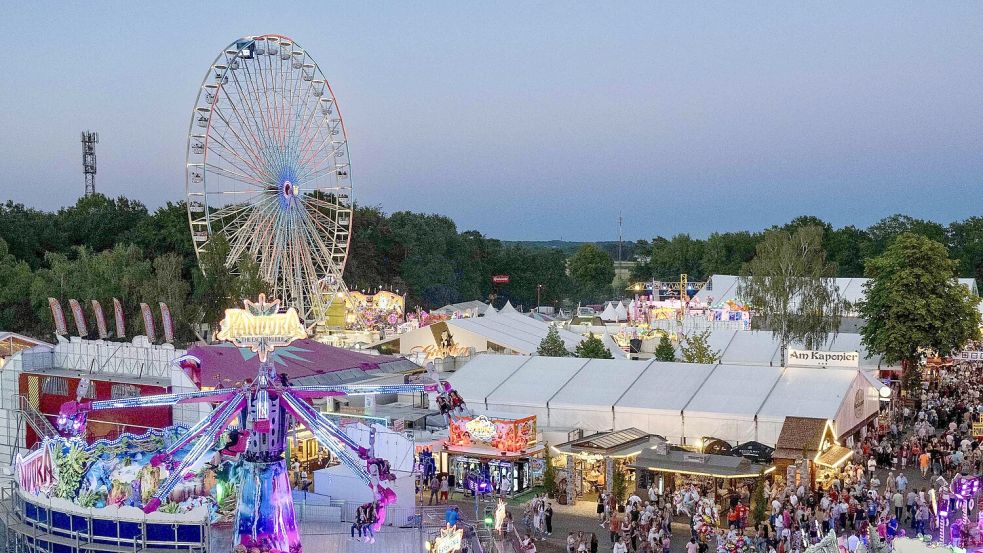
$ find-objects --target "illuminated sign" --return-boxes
[434,526,463,553]
[216,294,307,362]
[465,416,497,441]
[16,444,54,494]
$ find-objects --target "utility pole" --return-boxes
[536,284,543,310]
[81,131,99,196]
[618,212,623,263]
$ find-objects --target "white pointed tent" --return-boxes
[499,301,518,315]
[614,301,628,321]
[600,302,618,322]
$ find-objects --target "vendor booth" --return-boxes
[437,413,542,497]
[772,417,854,490]
[632,445,774,507]
[553,427,664,503]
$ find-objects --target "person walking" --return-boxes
[545,502,554,536]
[429,475,441,505]
[440,475,450,503]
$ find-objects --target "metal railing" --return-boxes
[17,396,56,441]
[20,348,173,380]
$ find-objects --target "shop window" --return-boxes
[42,377,69,396]
[111,384,141,400]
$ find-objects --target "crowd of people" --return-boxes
[517,359,983,553]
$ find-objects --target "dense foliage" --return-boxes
[859,233,982,389]
[630,214,983,285]
[679,329,721,364]
[738,226,845,356]
[3,195,983,351]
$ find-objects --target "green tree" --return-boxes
[654,334,676,362]
[192,234,269,330]
[859,233,982,390]
[949,217,983,284]
[648,234,707,280]
[863,214,946,261]
[738,226,845,362]
[537,325,569,357]
[679,329,721,364]
[611,466,628,503]
[568,244,614,303]
[0,238,36,334]
[701,231,761,277]
[542,445,557,496]
[575,333,614,359]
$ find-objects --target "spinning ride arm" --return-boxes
[143,393,247,513]
[288,382,451,400]
[279,391,374,484]
[58,388,238,434]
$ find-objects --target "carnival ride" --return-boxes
[185,34,355,328]
[56,296,468,553]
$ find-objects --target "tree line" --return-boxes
[2,195,982,347]
[630,214,983,284]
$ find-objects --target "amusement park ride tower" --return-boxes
[58,295,459,553]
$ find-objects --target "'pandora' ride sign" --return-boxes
[786,348,860,369]
[216,294,307,362]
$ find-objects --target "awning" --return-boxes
[815,445,853,469]
[632,449,773,479]
[554,428,665,458]
[444,443,544,461]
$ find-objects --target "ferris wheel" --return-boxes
[186,34,353,326]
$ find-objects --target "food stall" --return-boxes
[437,413,542,497]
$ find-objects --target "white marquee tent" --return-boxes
[449,354,884,447]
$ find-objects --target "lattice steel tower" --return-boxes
[81,131,98,196]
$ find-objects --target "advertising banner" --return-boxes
[112,298,126,338]
[91,300,109,339]
[140,303,157,342]
[159,302,175,343]
[47,298,68,336]
[68,299,88,337]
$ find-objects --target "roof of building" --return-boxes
[0,332,52,358]
[773,416,828,459]
[183,340,418,388]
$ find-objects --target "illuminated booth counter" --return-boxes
[436,414,543,497]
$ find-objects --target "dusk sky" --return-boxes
[2,3,982,241]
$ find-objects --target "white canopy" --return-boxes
[600,302,618,322]
[614,301,628,321]
[449,355,883,446]
[499,301,519,315]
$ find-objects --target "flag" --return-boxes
[112,298,126,338]
[68,299,88,337]
[48,298,68,336]
[91,300,109,339]
[140,303,157,342]
[159,302,175,343]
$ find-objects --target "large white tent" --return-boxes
[449,354,884,447]
[695,274,979,308]
[370,311,627,358]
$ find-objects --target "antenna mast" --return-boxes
[81,131,98,196]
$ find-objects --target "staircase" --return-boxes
[17,395,57,442]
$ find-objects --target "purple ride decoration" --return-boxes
[56,296,461,553]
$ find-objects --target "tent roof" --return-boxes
[550,358,654,410]
[615,361,716,413]
[447,355,529,406]
[683,364,784,417]
[499,301,518,315]
[448,312,583,354]
[0,332,52,357]
[695,274,979,307]
[184,340,416,388]
[600,303,618,321]
[486,356,591,408]
[756,367,857,421]
[614,302,628,320]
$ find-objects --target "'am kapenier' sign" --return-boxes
[787,349,859,369]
